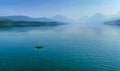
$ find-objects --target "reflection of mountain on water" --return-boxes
[0,26,58,33]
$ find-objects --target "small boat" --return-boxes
[36,41,44,49]
[36,45,44,49]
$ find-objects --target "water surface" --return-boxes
[0,25,120,71]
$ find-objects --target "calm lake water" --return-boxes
[0,24,120,71]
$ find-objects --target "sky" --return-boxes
[0,0,120,19]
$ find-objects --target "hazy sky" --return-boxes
[0,0,120,19]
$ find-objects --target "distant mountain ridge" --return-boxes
[52,15,73,23]
[0,15,73,23]
[79,13,107,23]
[104,19,120,25]
[0,16,55,22]
[104,16,120,25]
[0,16,66,27]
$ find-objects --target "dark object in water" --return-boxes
[36,46,44,49]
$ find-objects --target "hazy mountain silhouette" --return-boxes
[52,15,73,23]
[33,17,56,22]
[0,16,57,22]
[0,16,66,27]
[79,13,107,23]
[0,16,32,21]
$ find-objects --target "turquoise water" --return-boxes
[0,25,120,71]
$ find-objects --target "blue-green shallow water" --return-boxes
[0,25,120,71]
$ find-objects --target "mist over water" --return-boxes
[1,22,120,43]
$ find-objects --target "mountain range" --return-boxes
[0,16,54,22]
[0,15,72,23]
[0,16,67,27]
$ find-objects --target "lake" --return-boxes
[0,24,120,71]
